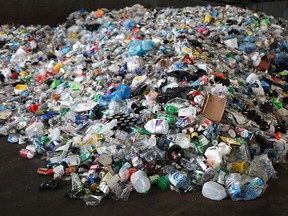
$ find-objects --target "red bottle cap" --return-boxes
[11,72,18,79]
[29,104,40,112]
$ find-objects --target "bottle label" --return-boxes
[149,175,160,184]
[170,151,178,160]
[235,127,253,140]
[169,172,184,186]
[195,170,204,183]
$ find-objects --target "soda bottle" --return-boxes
[164,105,178,114]
[19,148,34,159]
[157,113,177,124]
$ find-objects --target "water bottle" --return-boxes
[202,181,227,201]
[131,153,144,169]
[168,169,192,192]
[66,173,86,198]
[143,149,157,165]
[180,158,197,171]
[118,162,131,181]
[175,133,191,149]
[7,133,19,143]
[235,127,253,141]
[130,170,151,194]
[32,137,46,154]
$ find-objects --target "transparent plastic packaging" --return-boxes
[225,173,267,201]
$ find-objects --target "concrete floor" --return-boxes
[0,137,288,216]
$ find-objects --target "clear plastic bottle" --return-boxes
[67,172,86,198]
[143,148,157,165]
[25,121,44,138]
[32,137,46,154]
[131,152,144,169]
[118,162,131,182]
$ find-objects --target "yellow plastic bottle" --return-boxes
[53,61,62,73]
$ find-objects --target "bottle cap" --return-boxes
[143,190,148,195]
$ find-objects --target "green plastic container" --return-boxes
[158,176,170,191]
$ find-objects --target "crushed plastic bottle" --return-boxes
[225,173,267,201]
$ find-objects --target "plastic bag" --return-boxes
[248,154,277,183]
[225,173,267,201]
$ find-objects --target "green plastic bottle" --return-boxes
[164,105,178,114]
[72,84,80,90]
[271,98,284,109]
[60,108,70,116]
[157,113,177,124]
[130,126,151,135]
[158,176,170,191]
[50,79,61,89]
[40,136,50,145]
[194,139,204,156]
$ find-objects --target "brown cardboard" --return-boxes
[201,93,227,123]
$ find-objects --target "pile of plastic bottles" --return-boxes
[0,4,287,205]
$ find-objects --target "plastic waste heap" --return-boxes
[0,4,287,206]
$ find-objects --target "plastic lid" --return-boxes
[143,190,148,195]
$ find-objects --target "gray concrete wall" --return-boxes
[0,0,287,25]
[246,1,288,19]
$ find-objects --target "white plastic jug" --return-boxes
[204,146,222,169]
[130,170,151,194]
[217,142,232,155]
[202,181,227,201]
[144,119,169,134]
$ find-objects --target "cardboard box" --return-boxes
[201,94,227,123]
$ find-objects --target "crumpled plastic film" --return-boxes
[225,173,267,201]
